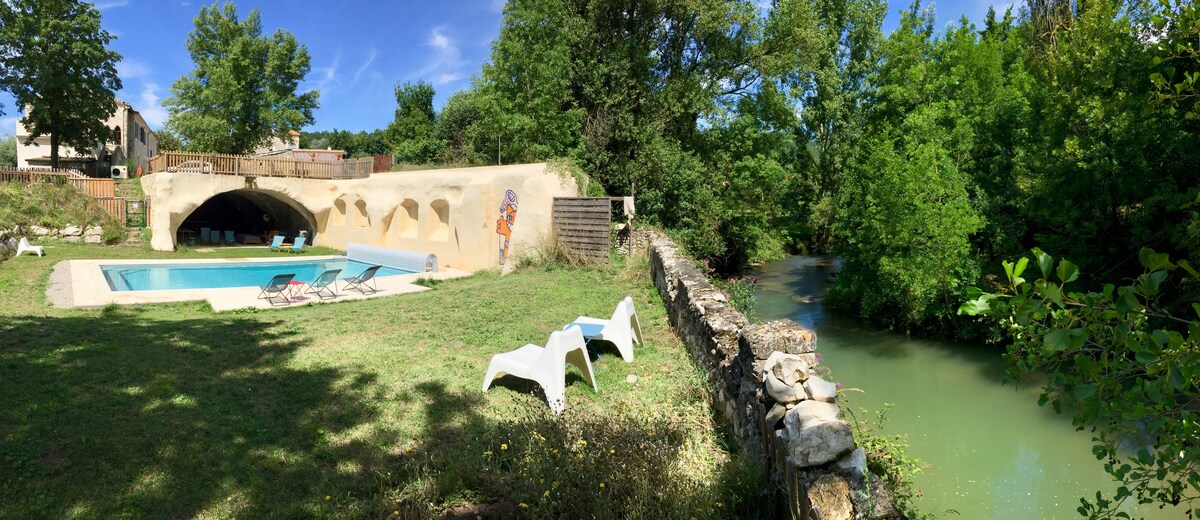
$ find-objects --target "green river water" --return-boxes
[750,256,1185,520]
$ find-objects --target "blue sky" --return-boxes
[1,0,1015,135]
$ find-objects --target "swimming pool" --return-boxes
[102,259,414,291]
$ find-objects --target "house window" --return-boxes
[113,126,121,144]
[139,127,146,144]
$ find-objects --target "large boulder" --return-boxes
[808,474,853,520]
[61,225,82,236]
[786,402,855,467]
[31,225,49,236]
[766,350,811,386]
[765,369,807,404]
[804,375,839,403]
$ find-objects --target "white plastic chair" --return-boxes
[481,326,596,414]
[569,296,643,363]
[16,237,44,257]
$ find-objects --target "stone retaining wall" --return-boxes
[639,229,903,520]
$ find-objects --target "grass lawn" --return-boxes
[0,242,758,519]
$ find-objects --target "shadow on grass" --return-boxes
[0,306,766,519]
[0,307,397,519]
[393,381,771,519]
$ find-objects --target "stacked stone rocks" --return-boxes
[24,224,105,243]
[639,228,902,520]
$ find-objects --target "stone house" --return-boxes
[14,98,158,176]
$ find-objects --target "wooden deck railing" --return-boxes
[147,151,374,180]
[0,168,114,197]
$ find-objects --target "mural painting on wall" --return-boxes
[496,189,519,265]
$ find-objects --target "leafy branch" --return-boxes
[960,247,1200,519]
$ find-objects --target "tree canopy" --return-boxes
[163,2,319,154]
[0,0,122,169]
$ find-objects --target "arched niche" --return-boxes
[398,199,418,238]
[332,197,348,226]
[429,199,450,242]
[353,199,369,228]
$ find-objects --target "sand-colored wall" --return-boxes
[142,163,578,272]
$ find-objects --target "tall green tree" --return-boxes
[164,2,319,154]
[384,81,442,163]
[0,133,16,168]
[0,0,122,169]
[764,0,886,248]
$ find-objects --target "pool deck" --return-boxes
[52,255,472,311]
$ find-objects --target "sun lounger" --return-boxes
[482,326,596,414]
[268,235,285,251]
[305,269,341,300]
[564,296,643,362]
[285,236,306,253]
[341,264,381,294]
[257,273,296,306]
[224,230,235,244]
[16,237,44,257]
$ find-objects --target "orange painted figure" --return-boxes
[496,190,519,264]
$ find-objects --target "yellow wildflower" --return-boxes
[519,503,529,509]
[599,482,606,489]
[500,443,508,450]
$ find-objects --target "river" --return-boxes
[750,255,1183,520]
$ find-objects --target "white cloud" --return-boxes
[116,58,151,80]
[412,27,467,87]
[136,83,168,128]
[308,52,342,94]
[436,73,464,85]
[1,116,19,136]
[94,0,129,11]
[352,48,377,86]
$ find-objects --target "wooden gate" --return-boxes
[552,197,611,259]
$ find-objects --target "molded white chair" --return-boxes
[16,237,44,257]
[481,326,596,414]
[568,296,643,363]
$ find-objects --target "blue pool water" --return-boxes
[102,259,413,291]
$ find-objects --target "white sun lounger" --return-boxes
[482,326,596,414]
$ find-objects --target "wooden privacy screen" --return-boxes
[552,197,611,259]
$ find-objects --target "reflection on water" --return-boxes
[751,256,1181,520]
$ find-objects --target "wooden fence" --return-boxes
[147,151,374,180]
[0,168,114,197]
[552,197,612,259]
[94,197,149,226]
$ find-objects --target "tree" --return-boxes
[155,129,182,152]
[384,81,442,163]
[961,248,1200,518]
[164,2,318,154]
[0,133,16,168]
[0,0,122,169]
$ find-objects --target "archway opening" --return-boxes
[179,189,316,245]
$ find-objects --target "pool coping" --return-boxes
[55,255,472,311]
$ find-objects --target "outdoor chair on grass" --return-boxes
[224,230,235,244]
[209,229,221,245]
[482,326,596,414]
[285,236,307,253]
[342,264,381,294]
[565,296,643,362]
[16,237,44,257]
[305,269,341,300]
[268,235,286,251]
[199,227,211,244]
[258,273,296,306]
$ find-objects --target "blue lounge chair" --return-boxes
[286,236,307,253]
[224,230,235,244]
[342,265,381,294]
[268,235,286,251]
[199,227,210,244]
[209,229,221,244]
[304,269,342,299]
[257,273,296,306]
